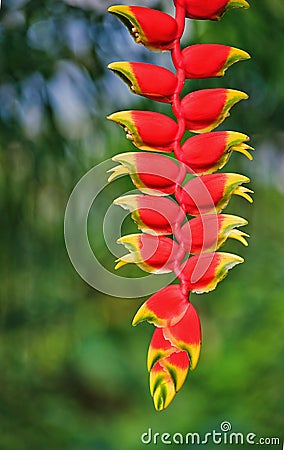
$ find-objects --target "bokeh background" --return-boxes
[1,0,284,449]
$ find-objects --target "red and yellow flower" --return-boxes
[178,252,244,293]
[108,62,177,103]
[164,304,201,370]
[114,194,185,235]
[115,234,184,274]
[182,44,250,79]
[108,5,179,51]
[132,284,189,327]
[147,327,178,371]
[180,214,249,254]
[107,0,252,411]
[107,110,178,152]
[181,88,248,133]
[175,131,253,174]
[108,152,185,195]
[175,172,253,215]
[174,0,250,21]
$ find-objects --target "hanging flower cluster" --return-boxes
[107,0,252,411]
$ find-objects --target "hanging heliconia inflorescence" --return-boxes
[107,0,253,411]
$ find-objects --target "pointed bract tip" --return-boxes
[107,62,137,92]
[239,49,251,60]
[113,195,138,211]
[226,173,250,185]
[117,234,139,245]
[132,305,155,327]
[227,89,249,102]
[107,110,132,124]
[112,152,136,164]
[227,131,250,141]
[107,165,128,182]
[228,229,250,246]
[229,0,250,9]
[114,259,129,270]
[232,143,254,160]
[222,214,248,228]
[152,381,176,411]
[107,5,129,14]
[220,252,244,268]
[230,47,251,61]
[107,61,126,71]
[234,186,254,203]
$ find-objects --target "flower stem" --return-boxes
[171,2,189,298]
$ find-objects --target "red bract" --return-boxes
[178,252,244,293]
[108,152,185,195]
[147,327,177,371]
[182,44,250,79]
[114,194,185,235]
[175,173,252,215]
[159,351,190,392]
[181,214,249,254]
[174,0,250,21]
[107,0,252,411]
[175,131,253,175]
[181,88,248,133]
[163,303,202,370]
[108,5,179,51]
[108,62,177,103]
[132,284,189,327]
[107,110,178,152]
[115,234,184,274]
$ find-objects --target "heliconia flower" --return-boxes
[132,284,189,328]
[108,62,177,104]
[115,234,184,274]
[163,303,202,370]
[180,88,248,133]
[177,251,244,293]
[107,111,178,152]
[175,131,253,175]
[180,214,249,254]
[174,0,250,21]
[106,0,252,412]
[175,173,253,216]
[182,44,250,79]
[150,351,190,411]
[113,194,185,235]
[108,152,185,196]
[108,5,179,51]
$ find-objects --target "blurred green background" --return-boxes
[0,0,283,449]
